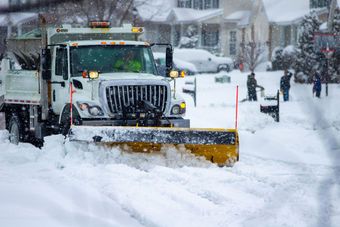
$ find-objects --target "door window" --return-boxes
[55,48,68,76]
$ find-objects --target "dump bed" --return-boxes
[1,69,41,105]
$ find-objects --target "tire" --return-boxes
[8,115,24,145]
[60,105,82,136]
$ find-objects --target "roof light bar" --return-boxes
[89,21,111,28]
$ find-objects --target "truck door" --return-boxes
[51,47,69,115]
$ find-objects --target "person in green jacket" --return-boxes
[114,50,142,73]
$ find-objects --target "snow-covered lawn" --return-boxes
[0,71,340,227]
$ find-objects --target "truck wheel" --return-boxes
[218,64,229,72]
[60,106,82,136]
[8,115,24,145]
[60,116,82,136]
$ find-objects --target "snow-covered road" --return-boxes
[0,71,339,227]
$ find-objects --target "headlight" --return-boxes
[171,102,186,115]
[77,102,104,116]
[180,102,186,109]
[171,105,180,115]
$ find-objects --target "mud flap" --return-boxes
[69,126,239,166]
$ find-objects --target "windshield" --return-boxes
[70,45,157,76]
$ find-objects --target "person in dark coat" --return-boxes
[313,72,322,98]
[247,72,259,101]
[280,70,293,101]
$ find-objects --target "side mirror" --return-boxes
[157,65,166,77]
[41,48,51,80]
[165,45,173,77]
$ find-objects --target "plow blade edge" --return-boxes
[69,126,239,166]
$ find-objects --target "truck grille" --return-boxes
[106,85,168,114]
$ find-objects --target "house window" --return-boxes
[206,0,219,9]
[186,0,219,9]
[212,0,219,8]
[310,0,330,8]
[193,0,203,9]
[178,0,192,8]
[229,31,237,55]
[9,0,39,6]
[205,0,212,9]
[203,30,219,47]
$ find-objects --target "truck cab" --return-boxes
[52,40,188,128]
[0,23,189,145]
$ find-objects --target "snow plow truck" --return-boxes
[0,18,239,166]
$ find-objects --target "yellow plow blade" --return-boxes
[69,126,239,166]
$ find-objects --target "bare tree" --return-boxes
[238,25,267,72]
[241,41,266,72]
[52,0,147,26]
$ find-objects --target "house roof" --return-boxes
[136,0,175,22]
[167,8,223,23]
[262,0,311,25]
[0,13,37,26]
[137,0,223,24]
[224,10,252,27]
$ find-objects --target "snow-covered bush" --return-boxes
[293,13,321,83]
[282,45,298,70]
[271,47,283,71]
[179,25,199,48]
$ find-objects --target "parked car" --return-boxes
[174,48,233,73]
[153,52,198,76]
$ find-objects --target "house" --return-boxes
[138,0,224,53]
[138,0,271,58]
[139,0,337,62]
[262,0,334,60]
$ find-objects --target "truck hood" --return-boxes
[72,72,170,103]
[97,72,167,81]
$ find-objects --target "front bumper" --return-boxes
[80,118,190,128]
